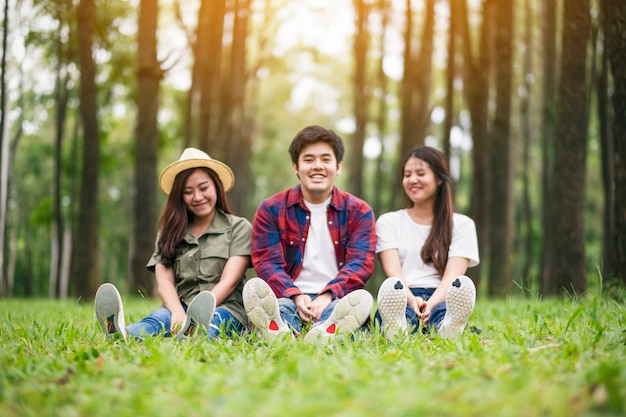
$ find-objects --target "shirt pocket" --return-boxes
[280,231,301,265]
[198,246,229,279]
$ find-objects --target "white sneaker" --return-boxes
[243,277,292,341]
[377,277,408,341]
[176,290,216,341]
[304,289,373,344]
[438,276,476,339]
[95,283,128,341]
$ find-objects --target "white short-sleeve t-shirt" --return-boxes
[376,210,479,288]
[296,197,338,294]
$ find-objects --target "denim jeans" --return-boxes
[126,303,243,340]
[277,294,341,335]
[375,287,447,334]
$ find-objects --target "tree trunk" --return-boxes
[372,0,391,216]
[0,0,9,296]
[197,0,226,154]
[223,0,252,216]
[539,0,558,294]
[516,0,535,293]
[460,0,493,292]
[597,0,613,285]
[131,0,161,296]
[51,0,73,298]
[487,0,515,297]
[548,0,591,295]
[443,0,458,162]
[349,0,370,199]
[396,0,435,207]
[606,0,626,285]
[72,0,101,300]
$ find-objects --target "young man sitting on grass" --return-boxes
[243,125,376,343]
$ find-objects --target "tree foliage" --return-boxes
[0,0,623,298]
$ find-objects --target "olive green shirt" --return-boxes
[146,209,252,326]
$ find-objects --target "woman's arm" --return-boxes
[210,255,250,305]
[155,263,186,332]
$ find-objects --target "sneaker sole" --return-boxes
[176,291,216,341]
[304,289,373,343]
[243,277,291,341]
[439,275,476,339]
[95,283,128,341]
[377,277,408,341]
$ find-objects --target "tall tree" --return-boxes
[223,0,252,216]
[459,0,493,291]
[539,0,558,294]
[50,0,74,299]
[0,0,9,296]
[131,0,161,296]
[72,0,101,299]
[606,0,626,285]
[487,0,514,297]
[372,0,391,216]
[396,0,435,207]
[547,0,591,295]
[597,0,613,285]
[348,0,370,199]
[443,0,459,161]
[197,0,226,154]
[516,0,535,291]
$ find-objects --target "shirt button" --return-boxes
[301,238,305,241]
[290,241,294,245]
[328,221,333,225]
[334,241,338,244]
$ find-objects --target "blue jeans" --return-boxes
[126,303,243,340]
[375,287,447,334]
[277,294,340,335]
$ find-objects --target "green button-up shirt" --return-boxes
[147,209,252,326]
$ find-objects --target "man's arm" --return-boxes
[322,202,376,298]
[251,200,302,298]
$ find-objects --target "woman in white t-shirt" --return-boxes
[375,146,479,340]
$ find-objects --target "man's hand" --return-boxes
[294,294,315,322]
[309,292,332,322]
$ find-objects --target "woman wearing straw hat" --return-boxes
[95,148,252,341]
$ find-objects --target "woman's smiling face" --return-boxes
[182,169,218,220]
[402,156,440,206]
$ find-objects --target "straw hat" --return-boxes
[158,148,235,195]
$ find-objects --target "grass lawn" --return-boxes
[0,292,624,417]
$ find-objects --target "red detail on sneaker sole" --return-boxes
[269,320,279,331]
[326,323,336,334]
[106,316,115,334]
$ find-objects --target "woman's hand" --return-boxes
[169,307,186,333]
[406,288,425,314]
[417,301,433,324]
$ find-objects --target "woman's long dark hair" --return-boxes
[157,167,233,267]
[401,146,453,276]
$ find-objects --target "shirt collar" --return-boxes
[287,184,343,211]
[182,209,230,242]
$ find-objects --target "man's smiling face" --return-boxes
[293,141,342,204]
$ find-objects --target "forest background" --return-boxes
[0,0,625,302]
